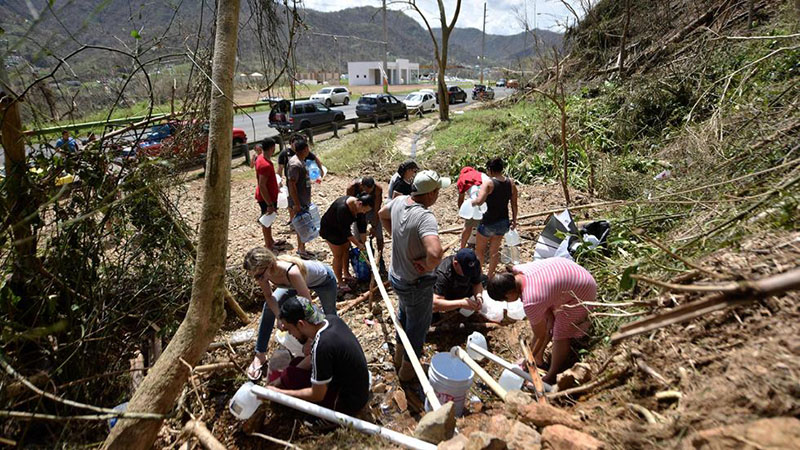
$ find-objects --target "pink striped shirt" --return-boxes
[515,258,597,340]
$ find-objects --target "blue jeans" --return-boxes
[390,274,436,362]
[255,266,338,353]
[478,218,510,237]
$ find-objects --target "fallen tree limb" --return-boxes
[547,366,630,400]
[630,274,742,293]
[339,281,391,314]
[520,337,548,405]
[612,267,800,344]
[181,421,225,450]
[631,350,670,387]
[194,362,236,373]
[249,432,303,449]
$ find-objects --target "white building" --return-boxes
[347,59,420,86]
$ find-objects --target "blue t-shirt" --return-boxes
[55,137,79,153]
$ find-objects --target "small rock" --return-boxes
[438,434,469,450]
[414,401,456,444]
[487,415,512,436]
[541,425,605,450]
[466,431,507,450]
[506,421,541,450]
[469,399,483,413]
[518,403,580,429]
[556,362,592,391]
[373,382,387,394]
[682,417,800,450]
[393,389,408,412]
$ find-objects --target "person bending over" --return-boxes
[487,258,596,385]
[433,248,483,313]
[319,193,373,293]
[347,176,386,272]
[268,296,369,416]
[243,247,338,380]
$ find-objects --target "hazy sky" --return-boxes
[301,0,582,35]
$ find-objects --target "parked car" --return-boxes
[440,85,467,104]
[402,91,437,113]
[268,99,345,133]
[356,94,408,121]
[472,85,495,100]
[495,79,506,87]
[124,121,247,159]
[309,86,351,107]
[506,79,519,89]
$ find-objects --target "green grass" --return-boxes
[313,126,400,176]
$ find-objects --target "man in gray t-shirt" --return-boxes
[379,169,450,382]
[287,140,313,254]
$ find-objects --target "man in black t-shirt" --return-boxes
[269,297,369,416]
[432,248,484,313]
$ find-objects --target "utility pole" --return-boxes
[382,0,389,93]
[480,2,486,84]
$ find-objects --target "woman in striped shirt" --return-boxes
[487,258,597,384]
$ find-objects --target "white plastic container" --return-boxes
[291,209,319,243]
[479,290,506,323]
[259,212,277,228]
[498,369,525,392]
[277,187,289,208]
[229,382,261,420]
[425,352,474,416]
[506,300,526,321]
[275,330,304,356]
[504,229,521,246]
[308,203,321,229]
[465,332,488,361]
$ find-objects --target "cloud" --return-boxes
[300,0,582,36]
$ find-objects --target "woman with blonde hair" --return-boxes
[243,247,337,380]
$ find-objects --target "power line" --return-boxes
[307,31,387,46]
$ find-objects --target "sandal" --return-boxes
[338,285,353,294]
[296,250,316,260]
[246,356,266,381]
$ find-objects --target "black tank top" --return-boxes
[482,177,511,224]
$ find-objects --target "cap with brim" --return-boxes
[412,170,452,195]
[455,248,481,281]
[280,296,325,324]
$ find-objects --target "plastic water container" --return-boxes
[498,368,525,392]
[277,187,289,208]
[505,229,521,246]
[308,203,321,229]
[466,332,488,361]
[259,212,276,228]
[506,300,526,321]
[500,245,521,264]
[306,160,321,183]
[291,209,319,243]
[479,290,506,323]
[108,402,128,429]
[425,352,474,416]
[229,382,261,420]
[275,330,304,356]
[459,307,475,317]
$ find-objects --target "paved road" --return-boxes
[233,87,514,144]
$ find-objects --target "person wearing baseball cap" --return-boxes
[432,248,484,313]
[378,167,451,383]
[268,296,369,416]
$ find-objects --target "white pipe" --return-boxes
[364,245,442,410]
[451,346,508,401]
[467,342,534,383]
[250,385,436,450]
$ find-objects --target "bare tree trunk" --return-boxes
[0,64,37,287]
[102,0,240,447]
[438,31,450,121]
[618,0,631,80]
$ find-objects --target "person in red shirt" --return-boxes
[255,138,281,250]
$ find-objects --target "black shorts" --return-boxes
[258,201,268,215]
[320,226,349,246]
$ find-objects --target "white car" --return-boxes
[403,91,437,112]
[309,86,350,107]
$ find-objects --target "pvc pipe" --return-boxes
[250,385,436,450]
[364,245,442,410]
[450,346,508,401]
[467,342,534,384]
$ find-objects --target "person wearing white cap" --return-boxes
[378,169,451,382]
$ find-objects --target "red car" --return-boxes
[129,121,247,159]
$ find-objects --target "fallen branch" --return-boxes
[249,432,303,449]
[519,337,548,405]
[181,420,225,450]
[194,362,236,373]
[339,281,391,314]
[630,275,742,293]
[547,366,630,400]
[632,230,722,279]
[612,267,800,344]
[0,410,170,422]
[628,403,658,424]
[631,350,670,387]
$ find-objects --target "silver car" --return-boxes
[309,86,351,107]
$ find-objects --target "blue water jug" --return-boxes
[305,160,321,183]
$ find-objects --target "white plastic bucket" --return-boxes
[229,382,261,420]
[425,352,474,416]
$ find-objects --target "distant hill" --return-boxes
[0,2,561,74]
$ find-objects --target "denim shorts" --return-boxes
[478,218,510,237]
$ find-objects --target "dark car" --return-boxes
[355,94,408,121]
[472,85,495,100]
[268,99,345,133]
[495,79,506,87]
[440,85,467,104]
[123,121,247,159]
